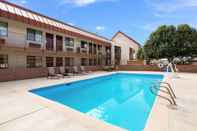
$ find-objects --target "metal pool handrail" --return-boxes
[158,82,176,98]
[150,83,177,106]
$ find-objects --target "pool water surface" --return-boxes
[31,73,163,131]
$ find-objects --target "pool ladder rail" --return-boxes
[150,82,177,106]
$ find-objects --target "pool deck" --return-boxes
[0,71,197,131]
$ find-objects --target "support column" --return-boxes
[63,36,66,52]
[53,34,56,52]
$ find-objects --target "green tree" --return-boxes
[144,24,197,60]
[176,24,197,56]
[137,48,145,60]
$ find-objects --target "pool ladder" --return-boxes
[150,82,177,106]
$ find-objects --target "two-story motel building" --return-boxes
[0,0,140,81]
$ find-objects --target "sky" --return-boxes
[7,0,197,45]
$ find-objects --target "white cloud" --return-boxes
[145,0,197,15]
[144,0,197,21]
[20,0,27,4]
[141,21,197,32]
[59,0,117,7]
[10,0,27,6]
[141,22,175,31]
[96,26,105,31]
[67,22,75,26]
[141,23,160,31]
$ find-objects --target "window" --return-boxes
[46,33,54,50]
[27,56,42,68]
[81,41,88,48]
[65,57,74,66]
[65,37,74,47]
[93,44,97,54]
[129,48,134,60]
[0,54,8,69]
[106,47,112,65]
[98,45,102,52]
[27,28,42,43]
[56,57,63,67]
[89,43,93,54]
[46,57,54,67]
[0,22,8,37]
[56,36,63,51]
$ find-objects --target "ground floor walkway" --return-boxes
[0,71,196,131]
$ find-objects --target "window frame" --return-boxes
[26,56,42,68]
[27,28,43,43]
[65,37,74,47]
[46,33,54,50]
[56,57,63,67]
[0,21,8,37]
[46,57,54,67]
[65,57,74,66]
[129,48,134,60]
[0,54,8,69]
[81,41,88,49]
[89,43,93,54]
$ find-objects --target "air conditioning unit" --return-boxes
[26,40,42,48]
[28,42,41,48]
[66,48,74,52]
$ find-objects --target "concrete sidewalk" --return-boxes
[0,71,197,131]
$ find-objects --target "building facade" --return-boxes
[0,1,112,71]
[0,1,140,81]
[112,31,141,65]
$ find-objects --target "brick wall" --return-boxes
[117,65,161,71]
[0,66,104,82]
[177,65,197,73]
[84,66,103,71]
[0,68,48,82]
[1,65,196,82]
[117,64,197,73]
[127,60,144,65]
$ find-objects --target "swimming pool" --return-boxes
[31,73,163,131]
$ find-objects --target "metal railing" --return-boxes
[2,31,111,55]
[150,81,177,106]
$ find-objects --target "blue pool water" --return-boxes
[31,73,163,131]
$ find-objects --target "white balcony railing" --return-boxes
[2,31,110,57]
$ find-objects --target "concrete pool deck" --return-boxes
[0,71,197,131]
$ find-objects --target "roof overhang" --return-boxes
[0,0,112,46]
